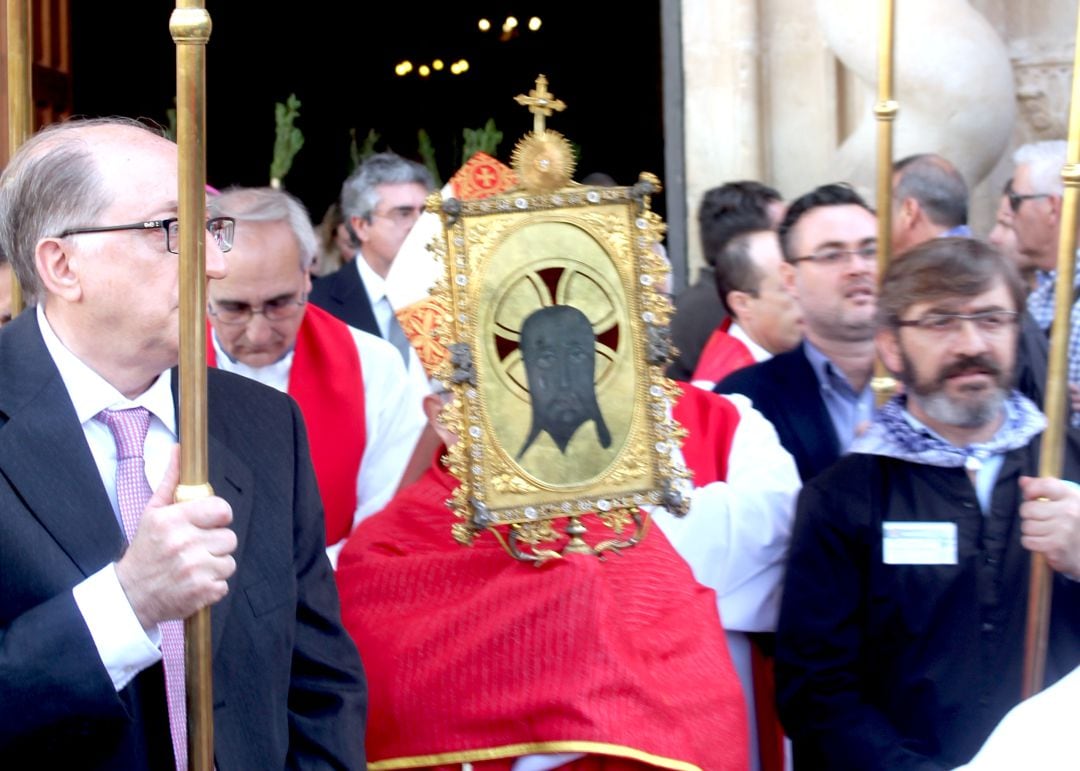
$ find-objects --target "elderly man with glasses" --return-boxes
[1009,140,1080,424]
[207,186,426,564]
[775,237,1080,771]
[0,118,367,769]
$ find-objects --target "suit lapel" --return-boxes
[330,262,380,337]
[170,371,254,654]
[0,314,124,577]
[207,433,253,655]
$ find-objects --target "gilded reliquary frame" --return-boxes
[429,176,692,563]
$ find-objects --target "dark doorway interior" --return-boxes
[71,2,665,225]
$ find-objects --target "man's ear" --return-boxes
[35,238,82,302]
[778,261,799,300]
[1048,194,1064,225]
[349,215,370,246]
[727,290,751,319]
[876,327,903,376]
[422,391,459,446]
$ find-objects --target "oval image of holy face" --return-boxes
[479,219,635,488]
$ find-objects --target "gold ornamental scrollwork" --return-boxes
[431,76,692,564]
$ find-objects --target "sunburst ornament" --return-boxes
[510,75,574,193]
[511,130,575,192]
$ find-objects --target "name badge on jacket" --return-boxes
[882,521,958,565]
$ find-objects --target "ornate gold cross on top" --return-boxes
[514,74,566,134]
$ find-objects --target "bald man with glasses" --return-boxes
[0,118,366,769]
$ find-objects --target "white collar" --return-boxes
[354,251,387,306]
[37,304,176,436]
[728,321,773,363]
[210,328,294,393]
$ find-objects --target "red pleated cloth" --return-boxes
[337,390,749,770]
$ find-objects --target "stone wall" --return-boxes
[677,0,1078,278]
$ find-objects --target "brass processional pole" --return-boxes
[5,0,30,316]
[170,2,215,767]
[871,0,898,406]
[1021,3,1080,700]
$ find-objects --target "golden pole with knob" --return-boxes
[170,3,215,767]
[5,0,30,316]
[1021,2,1080,700]
[872,0,898,406]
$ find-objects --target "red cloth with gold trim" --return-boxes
[691,318,755,388]
[335,386,748,770]
[208,303,366,544]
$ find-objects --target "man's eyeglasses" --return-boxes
[790,244,877,266]
[1007,192,1051,213]
[208,291,307,325]
[370,205,424,226]
[895,310,1019,336]
[57,217,235,255]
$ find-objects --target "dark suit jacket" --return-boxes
[1016,309,1049,409]
[716,343,840,482]
[667,267,727,382]
[309,260,382,339]
[0,313,367,770]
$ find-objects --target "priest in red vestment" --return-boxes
[206,186,426,562]
[691,228,802,390]
[336,381,801,770]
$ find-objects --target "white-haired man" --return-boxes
[1011,140,1079,422]
[208,186,426,562]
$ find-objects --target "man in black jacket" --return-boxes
[776,237,1080,770]
[0,118,366,770]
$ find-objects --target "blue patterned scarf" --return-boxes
[850,391,1047,468]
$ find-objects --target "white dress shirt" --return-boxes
[38,304,170,691]
[355,253,433,395]
[652,392,801,771]
[212,322,427,565]
[728,321,773,364]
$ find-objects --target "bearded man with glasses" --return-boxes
[775,237,1080,770]
[207,186,426,565]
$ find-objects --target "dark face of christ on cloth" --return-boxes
[517,304,612,460]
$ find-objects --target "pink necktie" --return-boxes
[97,407,187,771]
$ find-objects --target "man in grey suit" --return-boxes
[0,118,366,769]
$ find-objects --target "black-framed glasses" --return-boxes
[207,291,308,325]
[895,310,1019,336]
[790,244,877,266]
[57,217,235,255]
[1007,192,1051,212]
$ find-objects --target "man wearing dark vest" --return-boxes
[208,186,426,563]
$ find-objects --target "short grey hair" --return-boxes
[0,117,157,299]
[209,186,318,270]
[340,152,434,225]
[893,153,968,228]
[1014,140,1067,196]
